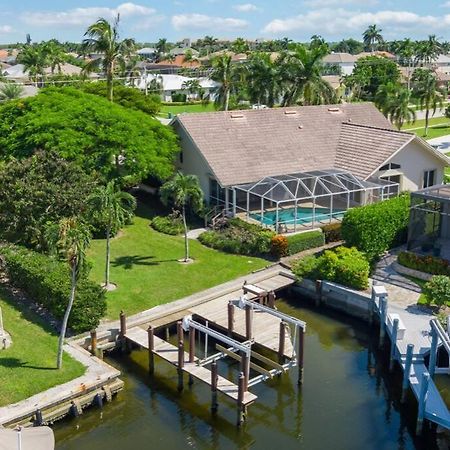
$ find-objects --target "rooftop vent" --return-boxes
[328,107,341,113]
[284,110,298,115]
[230,113,245,119]
[298,125,304,129]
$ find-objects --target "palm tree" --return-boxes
[211,54,238,110]
[203,35,218,55]
[416,35,441,68]
[386,88,416,130]
[160,173,203,263]
[232,37,250,54]
[363,24,383,53]
[374,82,399,115]
[82,15,136,101]
[46,218,91,369]
[182,78,202,100]
[17,44,47,85]
[412,68,444,136]
[44,41,67,75]
[0,83,24,102]
[156,38,169,59]
[87,181,136,289]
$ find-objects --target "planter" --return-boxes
[392,261,432,281]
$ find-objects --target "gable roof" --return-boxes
[174,103,404,187]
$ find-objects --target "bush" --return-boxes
[397,251,450,276]
[321,223,342,243]
[171,93,187,103]
[292,246,370,290]
[271,235,289,258]
[150,212,184,235]
[423,275,450,307]
[286,231,325,256]
[341,194,410,261]
[198,218,274,256]
[0,245,106,333]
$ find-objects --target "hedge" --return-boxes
[285,231,325,256]
[397,251,450,276]
[341,194,410,261]
[321,223,342,243]
[150,215,184,235]
[0,245,106,333]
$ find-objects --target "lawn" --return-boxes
[0,286,85,406]
[402,117,450,139]
[87,198,268,319]
[159,102,217,118]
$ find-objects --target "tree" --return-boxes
[181,78,202,100]
[0,83,24,101]
[363,24,383,52]
[412,68,444,137]
[416,35,441,68]
[332,38,364,55]
[0,151,96,249]
[16,43,47,85]
[0,87,179,187]
[203,35,218,55]
[232,37,250,54]
[82,15,136,101]
[396,38,417,91]
[211,54,238,110]
[44,40,67,75]
[46,218,91,369]
[87,181,136,288]
[156,38,169,59]
[160,173,203,262]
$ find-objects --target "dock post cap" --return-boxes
[372,285,387,297]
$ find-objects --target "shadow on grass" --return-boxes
[112,255,158,270]
[0,357,57,371]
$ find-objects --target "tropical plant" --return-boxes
[232,37,250,54]
[412,68,444,136]
[203,35,218,55]
[44,40,67,75]
[160,172,204,262]
[87,181,136,288]
[416,35,441,67]
[396,38,417,91]
[363,24,383,53]
[0,83,24,101]
[211,54,239,110]
[156,38,169,59]
[182,78,203,100]
[423,275,450,307]
[46,218,91,369]
[82,15,136,101]
[16,43,47,84]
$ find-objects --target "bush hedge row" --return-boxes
[341,194,410,261]
[0,245,106,333]
[150,215,184,235]
[285,231,325,256]
[397,251,450,276]
[321,223,342,243]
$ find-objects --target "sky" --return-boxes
[1,0,450,44]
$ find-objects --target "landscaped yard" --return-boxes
[87,197,268,319]
[403,117,450,139]
[159,102,216,118]
[0,287,85,407]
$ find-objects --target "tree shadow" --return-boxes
[0,357,57,370]
[111,255,158,270]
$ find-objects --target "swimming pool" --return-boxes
[250,206,345,226]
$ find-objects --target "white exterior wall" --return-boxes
[340,62,355,75]
[372,139,445,191]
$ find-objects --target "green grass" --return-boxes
[402,117,450,139]
[402,116,449,131]
[0,286,85,406]
[88,199,268,319]
[159,103,217,118]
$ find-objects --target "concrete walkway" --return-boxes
[187,228,207,239]
[426,134,450,154]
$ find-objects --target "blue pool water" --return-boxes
[251,207,345,226]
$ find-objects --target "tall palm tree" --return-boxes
[211,54,238,110]
[46,218,91,369]
[160,173,203,263]
[374,82,399,115]
[182,78,202,100]
[17,44,47,85]
[44,41,67,75]
[386,88,416,130]
[416,35,441,68]
[0,83,24,102]
[156,38,169,60]
[363,24,383,53]
[203,35,218,55]
[232,37,250,54]
[280,44,335,106]
[82,15,136,101]
[396,38,417,91]
[87,181,136,289]
[412,68,444,136]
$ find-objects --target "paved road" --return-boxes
[427,134,450,154]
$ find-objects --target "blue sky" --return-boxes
[1,1,450,44]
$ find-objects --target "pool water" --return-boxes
[251,207,345,226]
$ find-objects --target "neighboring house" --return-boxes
[169,47,200,58]
[157,55,200,69]
[433,54,450,74]
[136,47,157,60]
[199,51,248,65]
[3,62,82,82]
[324,51,397,76]
[0,49,18,64]
[172,104,449,231]
[138,74,219,102]
[0,82,38,98]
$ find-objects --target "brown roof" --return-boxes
[175,103,411,187]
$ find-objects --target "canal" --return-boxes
[54,297,445,449]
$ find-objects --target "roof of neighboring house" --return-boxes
[0,49,18,62]
[434,54,450,64]
[322,75,342,90]
[141,74,219,91]
[169,47,200,57]
[0,82,38,98]
[44,63,82,76]
[199,51,248,63]
[137,47,157,55]
[323,53,358,64]
[157,55,200,68]
[173,103,413,187]
[3,63,27,79]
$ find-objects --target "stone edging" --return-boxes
[392,261,432,282]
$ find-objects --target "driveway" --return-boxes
[426,135,450,154]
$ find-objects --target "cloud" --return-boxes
[442,1,450,6]
[233,3,260,12]
[304,0,377,6]
[172,13,248,31]
[263,9,450,38]
[21,2,157,27]
[0,25,13,33]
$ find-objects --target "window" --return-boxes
[380,162,401,171]
[423,170,436,188]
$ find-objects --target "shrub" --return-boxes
[151,212,184,235]
[171,93,187,103]
[423,275,450,307]
[271,235,289,258]
[0,245,106,333]
[321,223,342,243]
[286,231,325,256]
[397,251,450,276]
[198,218,275,256]
[341,194,410,261]
[292,246,370,290]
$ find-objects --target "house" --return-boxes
[169,47,200,58]
[136,47,157,60]
[324,51,397,76]
[0,82,38,98]
[172,104,449,231]
[433,54,450,74]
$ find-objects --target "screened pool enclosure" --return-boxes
[214,169,399,232]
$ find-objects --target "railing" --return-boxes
[204,205,225,228]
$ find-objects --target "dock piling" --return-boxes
[401,344,414,403]
[177,320,184,343]
[389,318,399,372]
[188,326,195,385]
[34,409,43,426]
[315,280,322,307]
[416,372,430,435]
[119,311,127,352]
[90,329,97,356]
[241,352,250,391]
[227,301,234,337]
[237,372,246,426]
[245,305,253,340]
[268,291,276,309]
[429,327,438,378]
[278,321,285,362]
[147,326,155,375]
[379,297,388,348]
[177,340,184,391]
[297,325,305,385]
[211,361,218,413]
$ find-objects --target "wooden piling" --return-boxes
[177,340,184,391]
[315,280,322,307]
[389,318,399,372]
[211,361,218,413]
[379,297,387,348]
[241,352,250,391]
[34,409,43,426]
[228,302,234,337]
[429,328,438,378]
[177,320,184,343]
[278,321,285,361]
[90,329,97,356]
[245,304,253,340]
[119,311,126,338]
[94,392,103,409]
[416,372,430,435]
[188,326,195,386]
[297,326,304,385]
[237,372,246,426]
[401,344,414,403]
[268,291,276,309]
[147,326,154,375]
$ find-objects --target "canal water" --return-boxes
[54,297,445,450]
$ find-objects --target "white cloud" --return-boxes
[21,3,157,27]
[233,3,260,12]
[304,0,377,6]
[442,1,450,7]
[263,9,450,38]
[172,13,248,31]
[0,25,13,33]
